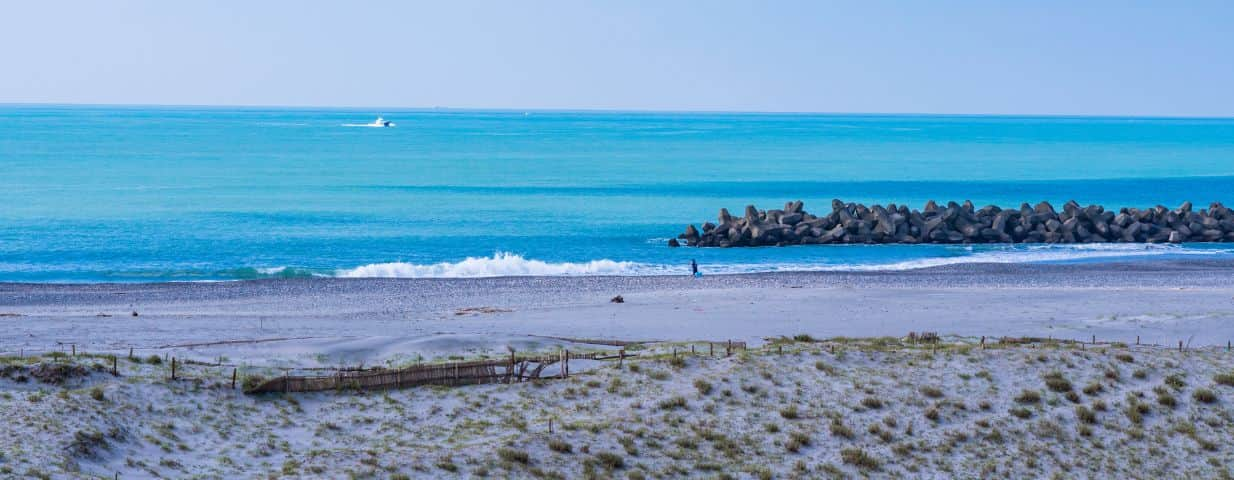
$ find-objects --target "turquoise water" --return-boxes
[3,105,1234,282]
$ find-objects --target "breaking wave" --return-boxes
[336,252,643,278]
[331,244,1234,279]
[73,245,1234,282]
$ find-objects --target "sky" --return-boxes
[2,1,1233,116]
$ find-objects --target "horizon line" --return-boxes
[2,101,1233,121]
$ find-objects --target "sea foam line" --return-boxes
[328,245,1234,279]
[335,252,638,278]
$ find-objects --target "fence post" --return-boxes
[1178,340,1183,352]
[980,336,985,350]
[72,344,76,357]
[549,418,553,434]
[170,357,177,380]
[111,356,118,376]
[726,340,732,357]
[709,343,713,357]
[691,345,695,355]
[618,349,624,369]
[231,368,237,389]
[1136,335,1140,346]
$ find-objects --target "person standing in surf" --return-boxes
[690,259,699,277]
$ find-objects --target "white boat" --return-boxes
[367,116,395,127]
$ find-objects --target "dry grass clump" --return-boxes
[860,396,884,410]
[657,396,688,410]
[1043,371,1073,393]
[779,405,800,420]
[1115,353,1134,363]
[919,386,944,399]
[840,447,881,470]
[1154,386,1177,409]
[647,370,671,381]
[1212,372,1234,387]
[693,379,713,396]
[1074,405,1097,424]
[785,431,811,452]
[1125,398,1151,424]
[592,451,624,470]
[867,423,894,443]
[497,447,530,464]
[1014,389,1041,404]
[1192,388,1218,404]
[548,439,572,454]
[433,456,458,472]
[829,419,854,439]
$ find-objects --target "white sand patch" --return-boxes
[3,339,1233,478]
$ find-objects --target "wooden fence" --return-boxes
[244,350,617,394]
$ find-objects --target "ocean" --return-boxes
[3,104,1234,283]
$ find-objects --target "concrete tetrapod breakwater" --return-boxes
[673,199,1234,247]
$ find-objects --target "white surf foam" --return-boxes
[331,245,1234,278]
[336,252,641,278]
[692,244,1234,275]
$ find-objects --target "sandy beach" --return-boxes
[3,335,1234,478]
[4,261,1234,478]
[4,260,1234,365]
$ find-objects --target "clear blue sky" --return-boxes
[3,1,1233,116]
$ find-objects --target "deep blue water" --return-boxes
[3,105,1234,282]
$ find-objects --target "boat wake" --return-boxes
[342,116,395,128]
